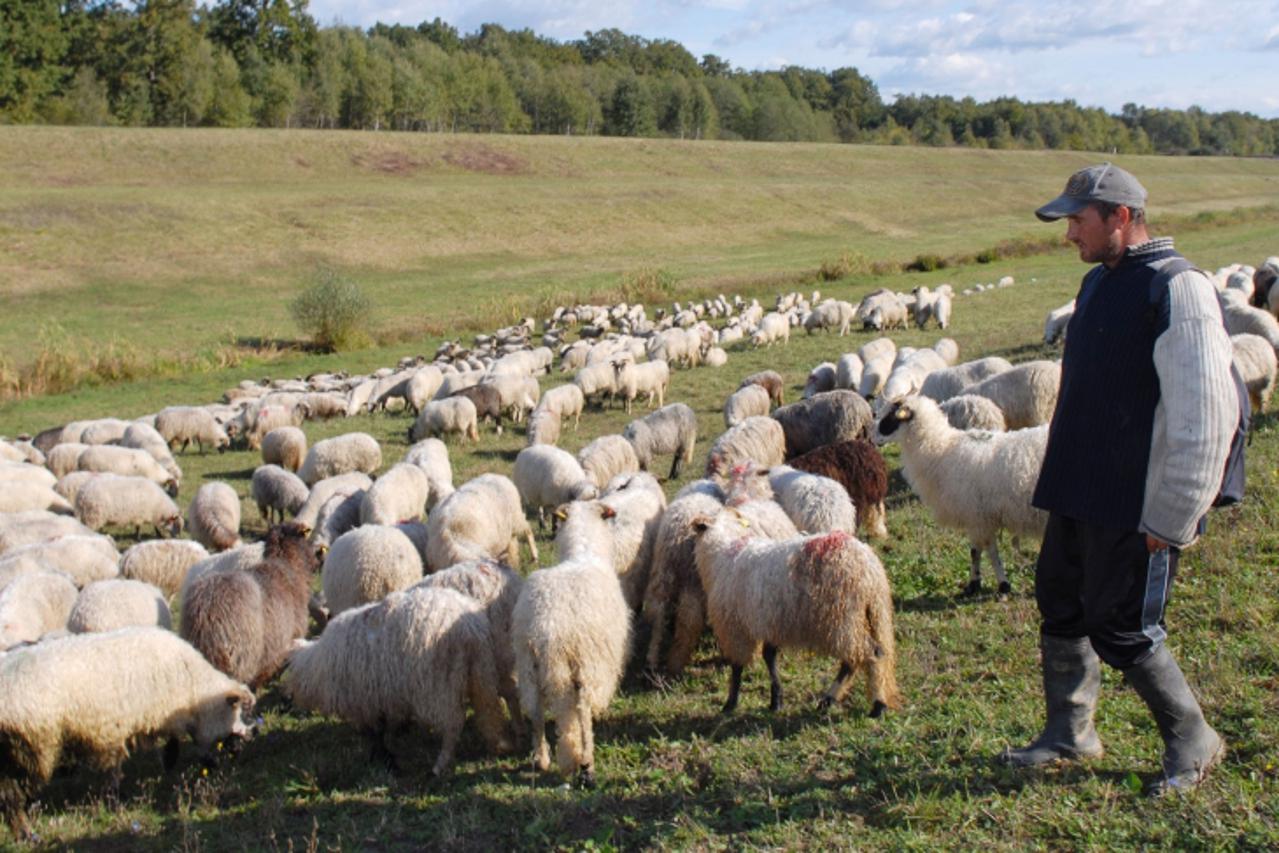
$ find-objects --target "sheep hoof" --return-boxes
[576,767,596,789]
[720,700,738,716]
[869,700,888,719]
[959,580,982,597]
[817,695,835,711]
[997,581,1012,597]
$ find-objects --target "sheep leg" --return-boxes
[668,450,686,481]
[366,726,400,774]
[961,547,983,597]
[162,737,181,772]
[666,590,705,676]
[763,644,783,712]
[644,599,670,676]
[523,527,539,565]
[819,662,854,710]
[722,664,744,714]
[986,541,1011,595]
[431,713,464,777]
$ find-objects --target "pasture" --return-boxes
[0,129,1276,849]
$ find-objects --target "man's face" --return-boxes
[1064,204,1124,266]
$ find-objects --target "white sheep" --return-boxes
[857,352,895,399]
[0,630,254,838]
[918,357,1014,403]
[803,299,855,335]
[283,586,512,776]
[880,349,949,403]
[261,426,307,472]
[835,353,864,391]
[704,346,728,367]
[154,406,230,454]
[321,524,424,617]
[119,422,182,482]
[403,437,454,509]
[292,471,372,531]
[0,535,119,590]
[425,474,538,572]
[0,511,97,556]
[512,445,599,531]
[960,360,1061,430]
[67,579,171,633]
[512,501,630,784]
[0,481,74,515]
[750,312,791,347]
[310,490,365,552]
[612,359,670,412]
[1219,291,1279,350]
[705,416,787,477]
[187,482,242,552]
[576,434,641,491]
[297,433,382,486]
[74,476,183,538]
[359,462,431,526]
[1043,299,1076,345]
[938,394,1008,431]
[250,465,309,524]
[0,462,57,490]
[0,570,79,651]
[573,362,619,407]
[1232,332,1277,413]
[525,408,562,447]
[534,384,585,431]
[409,397,479,443]
[75,445,177,495]
[622,402,698,480]
[119,539,209,600]
[875,395,1048,595]
[724,384,772,428]
[802,362,838,399]
[727,462,857,535]
[691,508,900,716]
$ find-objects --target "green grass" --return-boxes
[2,129,1278,849]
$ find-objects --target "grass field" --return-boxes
[1,129,1277,849]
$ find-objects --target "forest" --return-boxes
[2,0,1278,156]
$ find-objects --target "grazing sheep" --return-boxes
[613,359,670,413]
[918,357,1014,403]
[154,407,230,454]
[525,408,563,447]
[802,362,838,399]
[293,472,372,531]
[450,384,506,435]
[1219,292,1279,350]
[535,384,585,431]
[556,472,666,611]
[960,360,1061,430]
[297,433,382,486]
[282,586,511,776]
[573,362,619,408]
[939,394,1008,431]
[786,439,889,540]
[0,570,79,651]
[244,403,305,451]
[404,365,445,413]
[67,579,171,633]
[803,299,855,335]
[409,397,479,444]
[74,476,182,538]
[772,390,874,458]
[0,462,57,491]
[425,474,538,572]
[1232,332,1277,413]
[0,511,97,556]
[0,481,73,515]
[513,501,630,784]
[0,441,42,467]
[875,395,1048,595]
[512,446,599,531]
[750,312,791,348]
[359,463,431,526]
[739,370,784,407]
[310,490,365,553]
[403,438,454,509]
[705,416,787,477]
[0,536,119,590]
[179,542,266,604]
[251,465,309,525]
[180,523,319,689]
[481,374,540,423]
[187,482,242,552]
[857,351,895,400]
[0,628,255,838]
[411,559,525,724]
[724,384,771,429]
[727,462,857,535]
[119,422,182,483]
[704,346,728,367]
[74,445,177,495]
[576,435,641,491]
[76,418,131,446]
[880,349,949,403]
[835,353,864,392]
[261,426,307,473]
[1043,299,1076,345]
[119,539,209,600]
[622,403,698,480]
[691,508,900,716]
[322,525,424,617]
[859,291,908,331]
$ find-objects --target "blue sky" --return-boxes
[305,0,1279,118]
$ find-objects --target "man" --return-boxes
[1003,163,1235,794]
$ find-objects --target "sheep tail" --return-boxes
[864,574,902,714]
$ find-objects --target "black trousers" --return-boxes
[1035,512,1180,669]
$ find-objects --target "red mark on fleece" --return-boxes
[803,530,851,560]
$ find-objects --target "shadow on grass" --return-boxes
[233,336,326,354]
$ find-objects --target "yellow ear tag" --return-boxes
[737,517,751,528]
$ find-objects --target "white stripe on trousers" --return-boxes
[1141,547,1171,647]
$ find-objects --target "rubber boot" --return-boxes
[1123,645,1225,795]
[1002,635,1103,767]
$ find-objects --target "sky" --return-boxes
[304,0,1279,118]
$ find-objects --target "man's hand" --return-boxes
[1146,534,1169,553]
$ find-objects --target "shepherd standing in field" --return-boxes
[1003,163,1238,794]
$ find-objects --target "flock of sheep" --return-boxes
[0,255,1276,839]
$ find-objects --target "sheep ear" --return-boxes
[599,505,616,520]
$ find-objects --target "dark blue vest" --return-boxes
[1032,246,1183,529]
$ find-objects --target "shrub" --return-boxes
[618,267,676,304]
[290,270,372,352]
[817,250,871,282]
[907,254,947,272]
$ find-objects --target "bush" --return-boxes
[907,253,947,272]
[618,267,676,304]
[817,250,871,282]
[290,270,372,352]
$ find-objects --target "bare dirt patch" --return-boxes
[349,149,424,176]
[442,142,529,176]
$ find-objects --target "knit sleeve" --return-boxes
[1141,270,1236,547]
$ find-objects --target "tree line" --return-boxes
[3,1,1277,156]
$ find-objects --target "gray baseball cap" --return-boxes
[1035,162,1148,222]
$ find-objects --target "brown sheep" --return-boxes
[739,370,784,407]
[787,439,889,539]
[179,523,319,690]
[450,384,505,434]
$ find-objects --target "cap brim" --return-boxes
[1035,194,1089,222]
